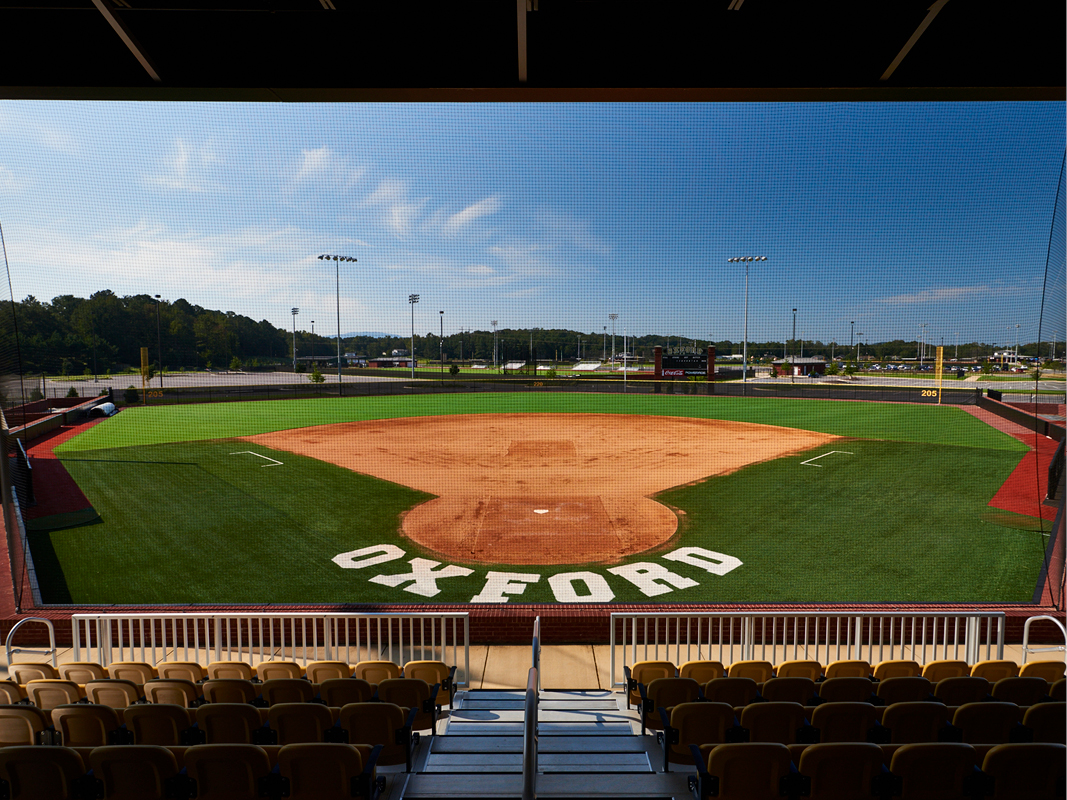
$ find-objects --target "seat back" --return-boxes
[816,677,876,704]
[1053,679,1066,701]
[679,660,726,684]
[824,660,871,679]
[875,676,933,705]
[57,662,107,684]
[0,705,50,746]
[354,660,402,685]
[934,676,991,706]
[991,676,1049,707]
[202,678,258,705]
[627,661,676,704]
[106,662,156,687]
[646,677,701,710]
[89,744,179,800]
[981,742,1067,800]
[704,742,793,800]
[0,745,85,800]
[727,660,774,683]
[0,681,24,704]
[85,679,141,709]
[269,702,334,745]
[920,660,968,682]
[255,661,304,681]
[206,661,255,681]
[952,702,1023,745]
[403,660,450,685]
[185,743,272,800]
[261,678,315,706]
[51,704,122,747]
[810,701,879,744]
[761,677,816,705]
[26,679,83,710]
[873,660,921,681]
[306,661,353,683]
[970,660,1019,682]
[338,702,408,766]
[703,677,759,707]
[740,701,809,745]
[797,742,885,800]
[881,701,954,744]
[668,702,737,762]
[888,743,978,799]
[319,678,374,707]
[1019,661,1065,682]
[1022,701,1066,744]
[123,703,194,746]
[278,742,366,800]
[196,703,262,744]
[775,660,823,681]
[156,662,205,683]
[144,679,200,708]
[9,662,59,683]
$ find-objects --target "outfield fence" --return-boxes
[608,611,1005,688]
[70,612,471,686]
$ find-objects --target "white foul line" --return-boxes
[230,451,284,467]
[801,450,854,467]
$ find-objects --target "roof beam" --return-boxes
[91,0,161,83]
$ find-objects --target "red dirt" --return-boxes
[22,420,105,519]
[243,413,836,565]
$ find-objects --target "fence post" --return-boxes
[964,616,979,664]
[853,616,864,660]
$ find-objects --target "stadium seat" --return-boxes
[0,704,56,745]
[0,745,87,800]
[255,661,304,681]
[876,676,934,705]
[57,662,107,684]
[1052,679,1066,701]
[319,678,374,707]
[123,703,199,746]
[10,662,59,684]
[810,701,882,744]
[261,678,315,706]
[873,660,921,680]
[338,702,418,771]
[624,661,676,709]
[376,678,440,734]
[775,660,823,681]
[184,743,274,800]
[815,677,877,704]
[278,742,384,800]
[88,744,186,800]
[404,661,458,707]
[970,660,1019,682]
[143,679,202,708]
[640,676,702,734]
[703,677,760,707]
[156,662,206,683]
[268,702,336,745]
[106,662,157,688]
[727,660,774,683]
[934,676,991,706]
[740,701,815,745]
[952,702,1024,745]
[658,701,740,772]
[991,676,1049,707]
[692,742,796,800]
[195,702,270,744]
[797,742,885,800]
[51,704,127,748]
[1019,661,1066,683]
[824,660,871,679]
[201,678,261,705]
[1023,702,1066,744]
[762,677,817,705]
[887,743,981,799]
[307,661,354,683]
[881,701,954,744]
[85,679,142,709]
[980,743,1067,800]
[679,660,726,684]
[0,680,26,704]
[25,679,84,709]
[921,660,969,682]
[206,661,256,681]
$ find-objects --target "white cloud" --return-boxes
[466,264,494,275]
[506,286,541,298]
[878,285,994,305]
[147,137,223,193]
[537,209,610,255]
[292,146,365,189]
[365,179,406,206]
[389,200,427,236]
[442,195,501,237]
[0,164,21,193]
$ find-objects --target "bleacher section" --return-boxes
[571,362,603,371]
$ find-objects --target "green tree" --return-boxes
[309,367,325,383]
[66,386,79,398]
[449,364,460,376]
[229,356,241,371]
[981,361,993,375]
[30,388,43,401]
[844,362,857,377]
[825,362,840,376]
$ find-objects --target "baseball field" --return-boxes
[29,392,1047,605]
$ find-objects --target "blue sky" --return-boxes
[0,101,1063,348]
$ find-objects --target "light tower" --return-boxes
[727,255,766,394]
[291,307,299,371]
[408,294,419,379]
[491,320,498,368]
[318,254,357,385]
[609,313,619,371]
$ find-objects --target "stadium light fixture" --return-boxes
[291,307,299,372]
[609,313,618,371]
[728,255,766,395]
[320,254,356,387]
[409,294,419,379]
[153,294,163,389]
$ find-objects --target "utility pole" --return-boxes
[439,311,444,378]
[609,313,618,371]
[492,320,498,368]
[291,307,299,371]
[792,309,797,383]
[602,326,607,361]
[408,294,419,379]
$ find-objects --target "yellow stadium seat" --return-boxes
[1019,661,1066,682]
[201,678,260,705]
[727,660,774,683]
[85,679,142,709]
[403,661,458,707]
[696,742,796,800]
[25,679,84,709]
[195,702,268,744]
[798,742,885,800]
[810,701,882,744]
[206,661,255,681]
[881,701,954,744]
[776,660,823,681]
[981,742,1067,800]
[88,744,185,800]
[876,676,933,705]
[279,742,384,800]
[339,702,417,771]
[143,678,202,708]
[873,660,921,681]
[57,662,107,684]
[888,743,980,800]
[762,677,817,705]
[679,660,726,684]
[319,678,374,707]
[0,745,86,800]
[51,704,127,748]
[970,660,1019,682]
[10,662,59,684]
[639,676,701,734]
[106,662,157,688]
[934,676,991,706]
[740,701,814,745]
[0,704,55,746]
[261,678,315,706]
[659,701,740,771]
[992,676,1049,707]
[123,703,199,746]
[1023,702,1066,744]
[0,681,25,704]
[703,677,760,707]
[156,662,206,683]
[1052,679,1066,701]
[623,660,676,709]
[307,661,354,683]
[255,660,304,681]
[377,677,440,734]
[824,660,871,679]
[952,702,1023,746]
[184,743,274,800]
[268,702,336,745]
[816,677,876,704]
[921,660,969,682]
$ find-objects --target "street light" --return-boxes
[920,322,927,367]
[439,311,444,378]
[311,320,315,365]
[409,294,419,379]
[491,320,498,368]
[153,294,163,388]
[728,256,766,394]
[609,313,618,371]
[318,255,357,386]
[792,308,798,383]
[291,307,299,371]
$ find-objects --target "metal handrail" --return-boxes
[531,615,541,691]
[5,617,56,667]
[522,666,539,800]
[1021,615,1067,663]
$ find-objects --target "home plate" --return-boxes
[534,509,550,514]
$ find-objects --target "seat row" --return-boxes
[0,742,387,800]
[0,700,424,771]
[687,741,1065,800]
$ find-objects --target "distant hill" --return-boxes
[338,332,400,339]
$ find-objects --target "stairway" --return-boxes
[395,688,694,799]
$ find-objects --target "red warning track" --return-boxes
[21,419,106,520]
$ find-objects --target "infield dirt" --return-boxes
[243,413,837,564]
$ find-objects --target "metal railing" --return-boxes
[5,617,57,668]
[71,612,470,685]
[608,611,1006,687]
[1021,615,1066,664]
[522,616,541,800]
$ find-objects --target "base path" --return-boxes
[243,414,837,565]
